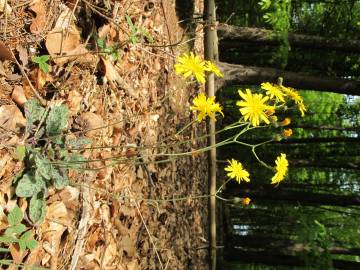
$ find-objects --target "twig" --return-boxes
[69,178,91,270]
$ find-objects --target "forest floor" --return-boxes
[0,0,209,269]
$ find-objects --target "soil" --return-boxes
[0,0,209,269]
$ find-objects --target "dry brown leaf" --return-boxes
[101,58,135,97]
[126,260,139,270]
[47,186,79,210]
[76,112,104,138]
[29,0,46,34]
[66,90,83,115]
[11,85,27,107]
[102,239,117,267]
[45,4,86,65]
[120,235,136,258]
[0,105,26,132]
[0,41,13,61]
[9,243,26,265]
[23,245,44,268]
[16,45,28,67]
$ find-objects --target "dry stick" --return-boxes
[69,176,91,270]
[204,1,217,270]
[128,188,165,270]
[3,0,7,38]
[9,49,47,106]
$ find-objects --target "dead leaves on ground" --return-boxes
[0,0,208,269]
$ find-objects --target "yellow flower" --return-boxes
[281,86,303,104]
[261,82,285,102]
[298,102,307,117]
[271,153,289,185]
[225,159,250,184]
[174,52,206,83]
[241,197,251,205]
[236,89,275,127]
[280,117,291,126]
[190,93,223,122]
[282,128,293,137]
[204,61,223,77]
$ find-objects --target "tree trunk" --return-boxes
[218,25,360,53]
[217,62,360,95]
[226,184,360,206]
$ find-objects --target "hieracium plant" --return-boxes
[173,52,307,201]
[13,99,87,224]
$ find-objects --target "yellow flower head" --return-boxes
[241,197,251,205]
[261,82,285,102]
[280,117,291,126]
[298,102,307,117]
[236,89,275,127]
[282,128,293,137]
[204,61,224,77]
[281,86,303,104]
[271,153,289,185]
[190,93,223,122]
[225,159,250,184]
[174,52,206,83]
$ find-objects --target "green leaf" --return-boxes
[0,236,18,243]
[46,104,68,136]
[35,156,53,180]
[126,15,136,31]
[15,174,40,198]
[32,55,49,64]
[24,99,46,133]
[29,196,46,224]
[32,55,50,73]
[19,238,27,251]
[26,239,38,250]
[96,38,106,49]
[7,206,23,226]
[0,248,9,252]
[14,145,26,161]
[39,62,49,73]
[52,169,69,190]
[5,224,26,236]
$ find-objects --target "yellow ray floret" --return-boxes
[190,93,223,122]
[225,159,250,184]
[236,89,275,127]
[174,52,206,84]
[204,61,224,77]
[271,153,289,185]
[261,82,285,102]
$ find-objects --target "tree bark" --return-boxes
[217,62,360,95]
[218,25,360,53]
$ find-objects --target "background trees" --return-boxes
[216,0,360,269]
